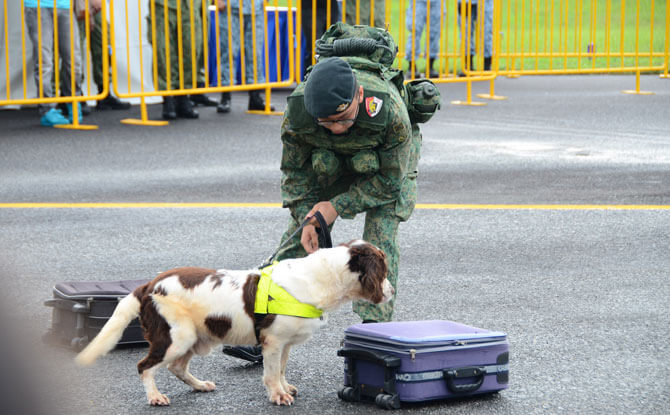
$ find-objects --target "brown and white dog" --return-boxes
[75,240,392,406]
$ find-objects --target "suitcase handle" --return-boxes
[337,348,401,368]
[443,366,485,394]
[44,298,90,313]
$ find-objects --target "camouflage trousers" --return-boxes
[343,0,386,28]
[275,202,401,322]
[147,1,205,91]
[77,12,108,93]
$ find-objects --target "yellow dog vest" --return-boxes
[254,263,323,319]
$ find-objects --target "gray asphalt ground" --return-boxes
[0,75,668,414]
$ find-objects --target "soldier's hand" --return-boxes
[302,202,338,253]
[306,201,338,226]
[301,224,319,254]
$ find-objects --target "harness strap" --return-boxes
[254,263,323,319]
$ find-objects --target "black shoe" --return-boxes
[175,95,199,119]
[162,96,177,120]
[217,92,231,113]
[190,93,218,107]
[484,57,492,71]
[428,58,439,78]
[97,94,131,110]
[248,90,275,111]
[81,101,92,116]
[222,345,263,363]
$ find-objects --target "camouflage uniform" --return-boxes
[147,0,205,91]
[77,12,108,93]
[344,0,386,28]
[275,57,421,322]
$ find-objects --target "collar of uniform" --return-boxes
[254,262,324,319]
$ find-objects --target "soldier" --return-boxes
[148,0,204,119]
[216,0,273,113]
[223,29,439,361]
[75,0,131,112]
[344,0,385,28]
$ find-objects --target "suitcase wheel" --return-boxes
[71,336,89,352]
[375,393,400,410]
[337,386,359,402]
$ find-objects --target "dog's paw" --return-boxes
[270,391,295,406]
[284,383,298,396]
[148,392,170,406]
[194,381,216,392]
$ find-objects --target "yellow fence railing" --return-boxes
[111,0,296,126]
[1,0,668,129]
[1,0,106,129]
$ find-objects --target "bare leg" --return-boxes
[168,350,216,392]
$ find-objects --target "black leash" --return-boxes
[259,211,332,269]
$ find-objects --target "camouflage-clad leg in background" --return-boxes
[77,12,108,92]
[274,202,401,323]
[147,0,203,91]
[344,0,386,28]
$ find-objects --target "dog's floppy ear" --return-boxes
[346,241,388,303]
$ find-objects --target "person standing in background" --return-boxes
[75,0,132,113]
[216,0,273,113]
[457,0,493,75]
[148,0,202,120]
[344,0,385,28]
[405,0,443,78]
[25,0,83,126]
[300,0,340,77]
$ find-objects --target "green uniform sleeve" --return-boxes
[280,117,320,222]
[330,97,412,219]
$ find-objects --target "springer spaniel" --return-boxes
[75,240,392,406]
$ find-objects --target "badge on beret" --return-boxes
[336,102,349,112]
[365,96,383,117]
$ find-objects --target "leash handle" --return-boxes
[259,211,332,269]
[313,210,332,249]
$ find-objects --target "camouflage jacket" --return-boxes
[280,59,420,223]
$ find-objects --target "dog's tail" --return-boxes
[75,290,142,366]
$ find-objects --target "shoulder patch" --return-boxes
[365,96,383,117]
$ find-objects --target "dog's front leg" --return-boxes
[262,335,294,406]
[280,345,297,397]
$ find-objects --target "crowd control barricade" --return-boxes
[108,0,296,126]
[397,0,504,106]
[1,0,106,129]
[497,0,668,94]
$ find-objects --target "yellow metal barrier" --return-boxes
[4,0,668,129]
[108,0,296,126]
[397,0,502,106]
[497,0,667,94]
[1,0,106,129]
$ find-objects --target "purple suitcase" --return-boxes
[337,320,509,409]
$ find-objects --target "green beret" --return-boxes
[304,57,356,118]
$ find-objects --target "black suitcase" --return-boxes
[43,279,149,351]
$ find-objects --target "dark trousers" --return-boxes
[301,0,340,76]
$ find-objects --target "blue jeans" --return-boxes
[457,0,493,58]
[405,0,442,60]
[218,8,266,85]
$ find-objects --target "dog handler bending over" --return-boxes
[225,47,438,362]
